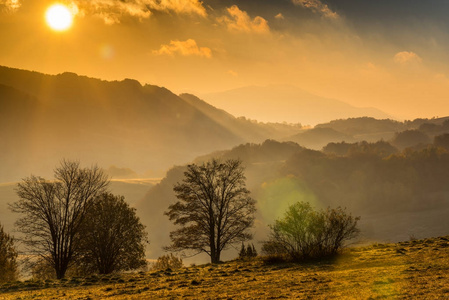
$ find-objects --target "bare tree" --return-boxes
[76,193,148,274]
[0,223,18,282]
[165,159,256,263]
[10,160,109,279]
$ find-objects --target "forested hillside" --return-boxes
[290,117,449,150]
[137,138,449,261]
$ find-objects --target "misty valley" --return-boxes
[3,0,449,297]
[2,66,449,298]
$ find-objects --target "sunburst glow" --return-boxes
[45,4,73,31]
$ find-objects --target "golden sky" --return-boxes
[1,0,449,120]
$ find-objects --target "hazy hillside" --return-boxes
[179,93,302,141]
[308,117,449,151]
[286,127,355,150]
[0,66,302,182]
[315,117,406,140]
[201,85,391,125]
[136,138,449,262]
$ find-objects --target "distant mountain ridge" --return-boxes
[201,85,392,125]
[0,66,302,182]
[287,117,449,150]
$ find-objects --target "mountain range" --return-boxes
[0,66,300,182]
[201,85,392,125]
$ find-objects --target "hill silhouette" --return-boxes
[179,93,301,142]
[0,66,302,182]
[310,117,449,150]
[286,127,355,150]
[201,85,391,125]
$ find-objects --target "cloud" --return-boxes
[0,0,21,11]
[73,0,206,24]
[154,0,206,16]
[218,5,270,34]
[153,39,212,58]
[292,0,339,19]
[73,0,151,24]
[275,13,284,20]
[394,51,422,65]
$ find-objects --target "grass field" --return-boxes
[1,236,449,299]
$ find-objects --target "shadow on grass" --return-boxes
[261,252,349,269]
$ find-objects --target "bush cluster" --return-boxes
[262,201,359,261]
[152,254,183,270]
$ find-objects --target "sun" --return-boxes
[45,4,74,31]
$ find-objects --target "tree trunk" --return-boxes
[211,250,221,264]
[55,266,67,279]
[209,240,220,263]
[210,247,217,263]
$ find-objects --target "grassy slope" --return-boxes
[2,236,449,299]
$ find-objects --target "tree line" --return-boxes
[0,159,360,281]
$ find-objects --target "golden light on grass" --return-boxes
[2,237,449,298]
[45,4,74,31]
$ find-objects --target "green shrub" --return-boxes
[262,201,360,261]
[152,254,183,270]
